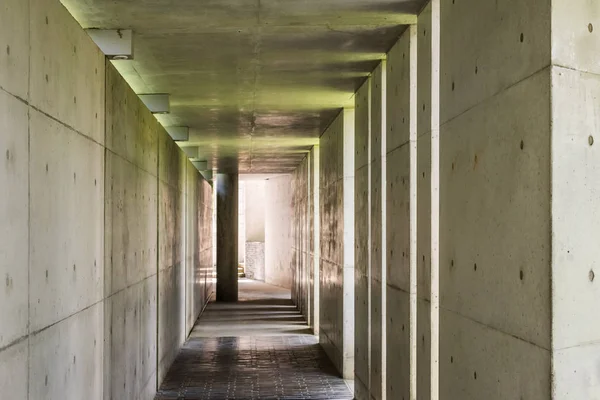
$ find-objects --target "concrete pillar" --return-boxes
[216,173,239,302]
[551,2,600,397]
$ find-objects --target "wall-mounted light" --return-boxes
[138,94,170,114]
[86,29,134,60]
[192,160,208,170]
[166,126,189,142]
[200,170,213,181]
[183,147,200,160]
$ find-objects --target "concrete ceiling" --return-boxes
[62,0,423,173]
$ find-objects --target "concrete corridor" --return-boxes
[1,0,599,399]
[155,280,353,400]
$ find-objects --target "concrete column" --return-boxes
[551,2,600,397]
[216,173,239,302]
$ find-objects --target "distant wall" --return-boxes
[0,1,213,399]
[245,242,265,281]
[264,175,293,288]
[245,181,266,280]
[245,181,266,242]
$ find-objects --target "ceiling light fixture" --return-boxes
[85,29,134,60]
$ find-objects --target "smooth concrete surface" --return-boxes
[354,78,371,400]
[370,62,385,400]
[60,0,423,173]
[265,174,294,289]
[416,4,433,399]
[2,0,600,399]
[436,0,553,398]
[385,28,412,400]
[0,2,214,399]
[245,180,266,242]
[318,110,355,380]
[238,181,246,264]
[244,181,266,280]
[290,147,319,332]
[291,153,312,325]
[551,2,600,396]
[216,173,239,302]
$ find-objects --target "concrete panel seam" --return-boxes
[554,340,600,352]
[386,284,410,295]
[0,334,29,354]
[439,65,552,131]
[29,104,105,149]
[105,273,159,301]
[552,63,600,77]
[26,296,105,339]
[105,145,158,179]
[0,86,28,106]
[441,305,551,352]
[385,140,411,158]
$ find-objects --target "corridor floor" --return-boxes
[155,279,354,400]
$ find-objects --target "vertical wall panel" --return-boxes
[354,78,371,400]
[551,3,600,391]
[370,62,385,400]
[319,111,347,376]
[0,0,29,99]
[386,28,412,400]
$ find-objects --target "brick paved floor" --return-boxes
[155,280,353,400]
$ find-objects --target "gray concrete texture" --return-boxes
[318,110,353,378]
[550,1,600,397]
[216,173,239,302]
[59,0,426,173]
[289,0,599,398]
[245,242,266,281]
[264,174,294,289]
[385,28,412,400]
[354,78,370,400]
[0,1,214,398]
[291,154,312,324]
[245,180,266,243]
[369,62,385,400]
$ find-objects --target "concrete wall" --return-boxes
[353,1,557,398]
[238,182,245,264]
[370,62,386,400]
[264,174,293,288]
[291,155,312,322]
[436,0,552,398]
[245,180,266,280]
[245,242,265,281]
[290,146,319,330]
[104,63,158,400]
[319,109,354,379]
[354,78,371,399]
[551,1,600,397]
[0,1,213,398]
[386,28,413,400]
[245,181,266,242]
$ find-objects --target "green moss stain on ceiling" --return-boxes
[62,0,423,172]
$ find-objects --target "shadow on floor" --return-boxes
[155,279,353,400]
